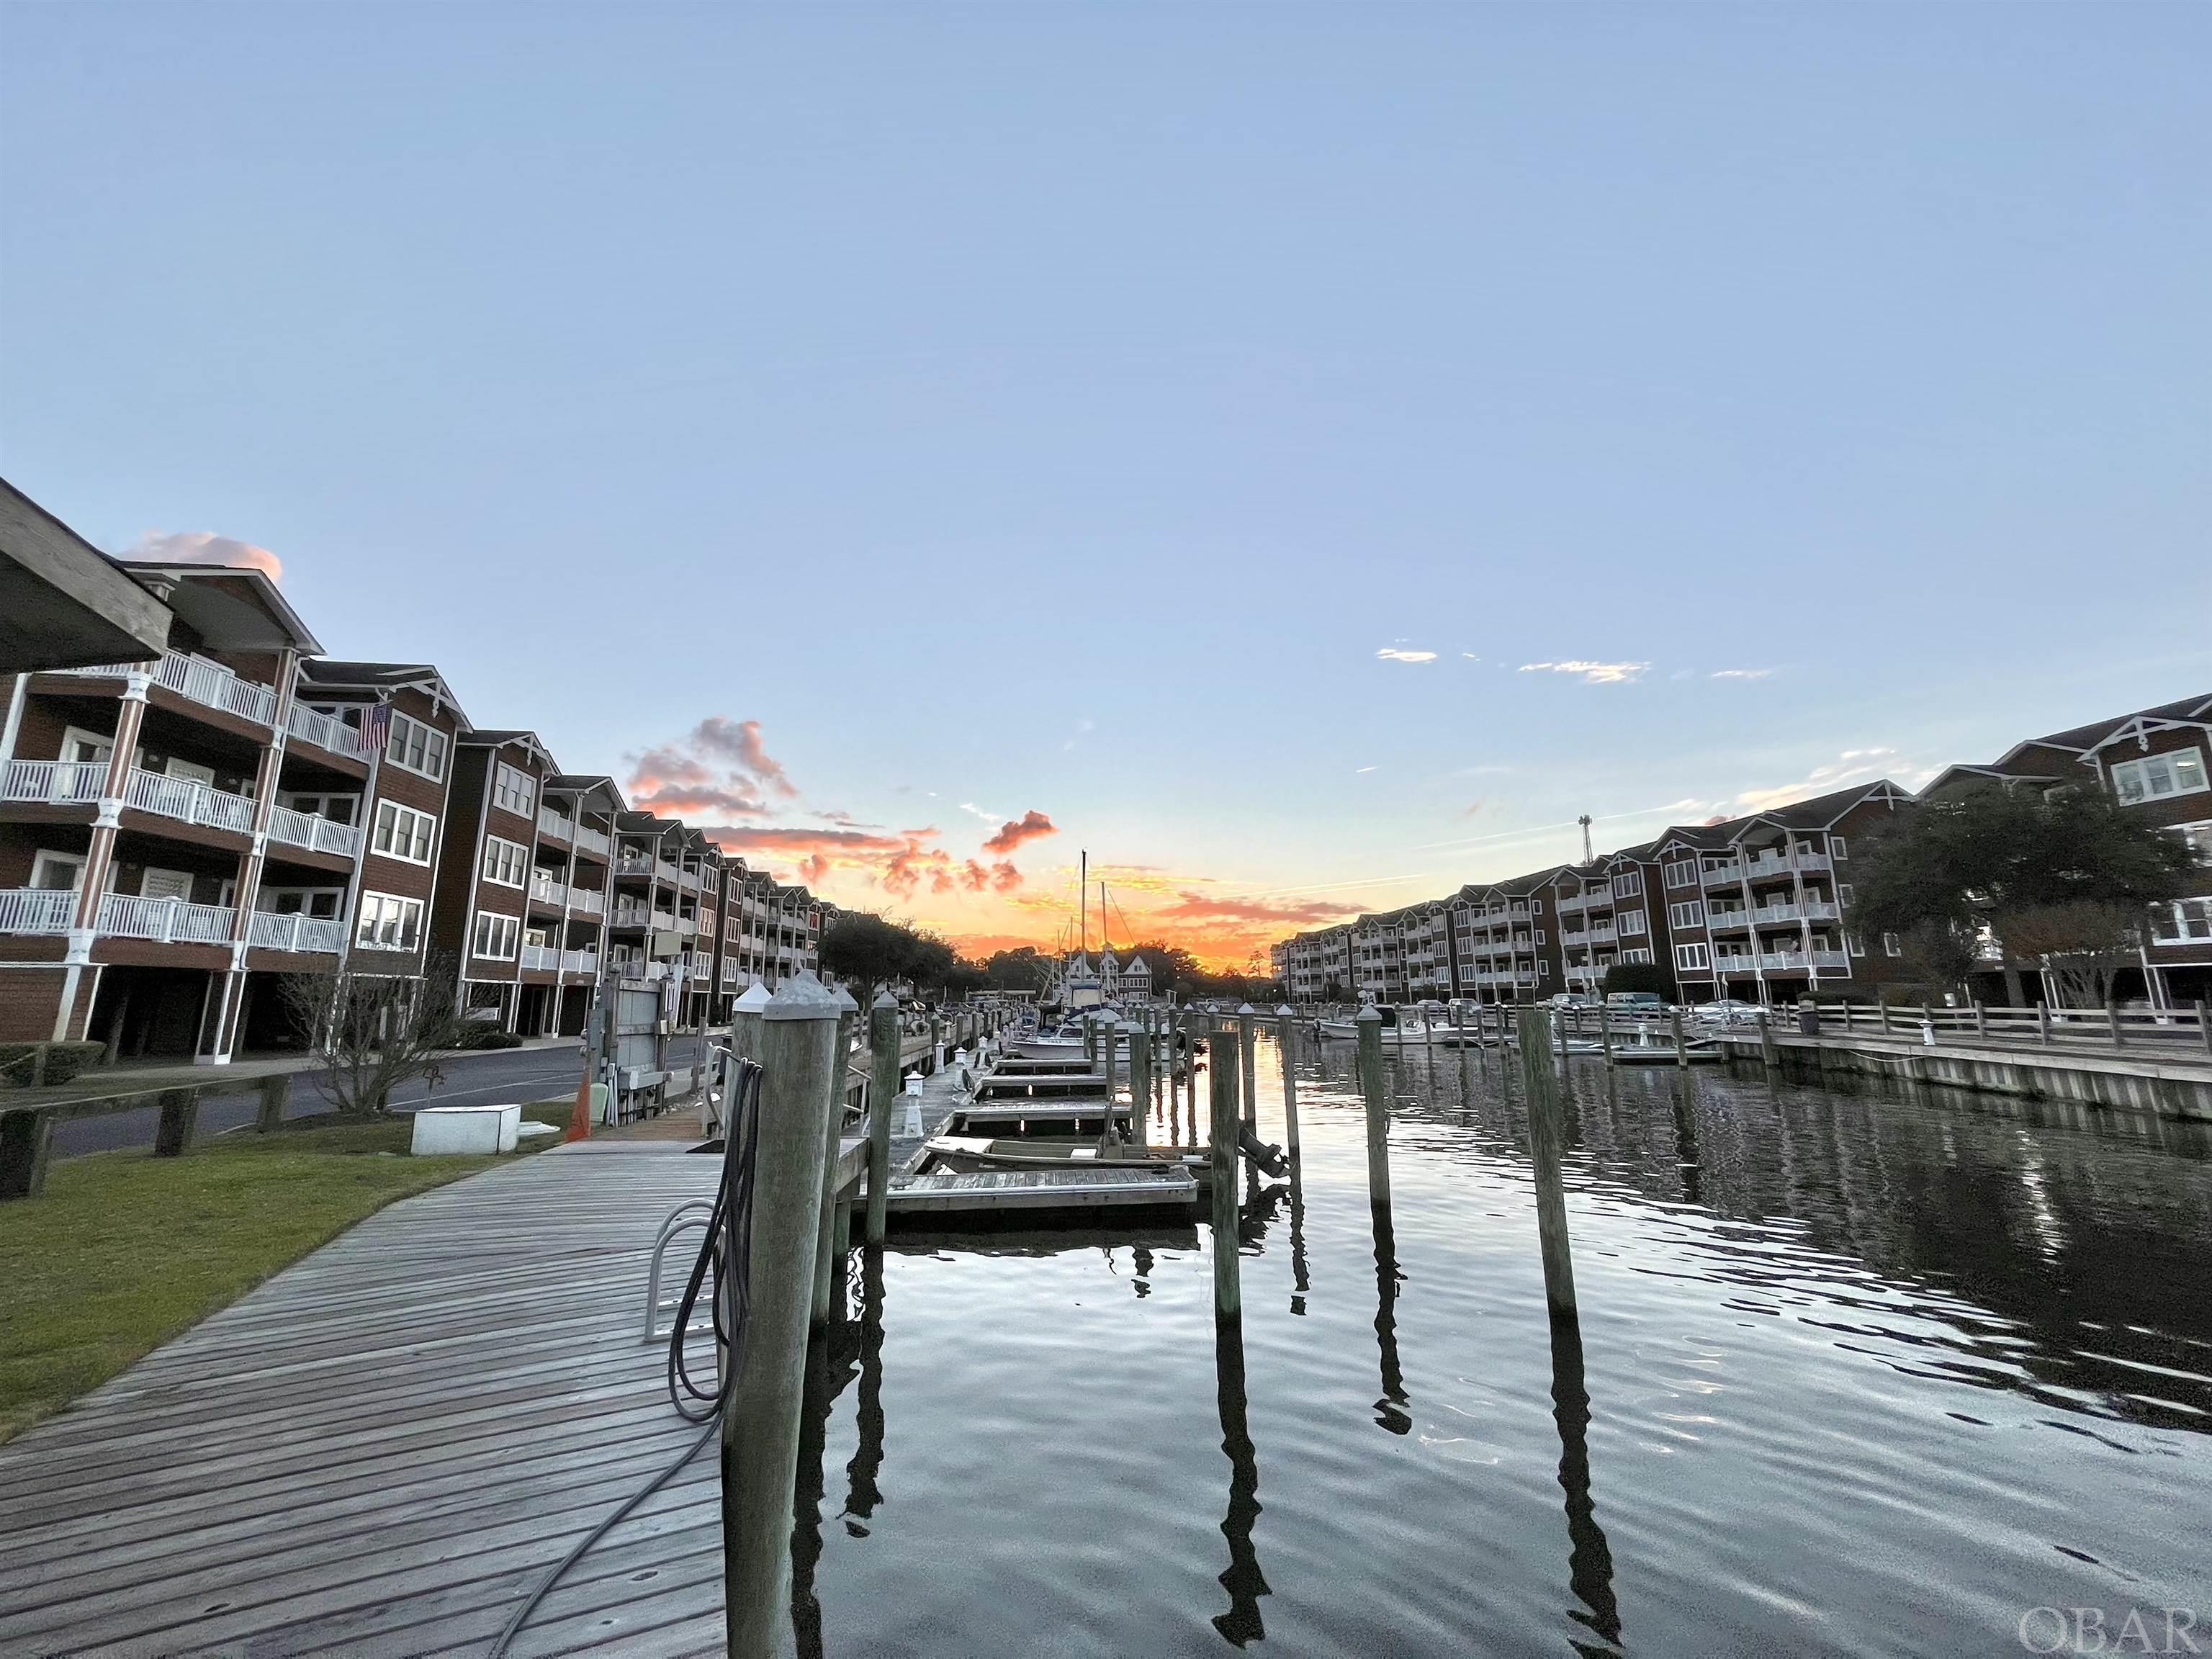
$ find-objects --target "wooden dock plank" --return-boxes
[0,1145,733,1655]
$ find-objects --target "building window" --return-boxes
[1664,860,1695,889]
[30,850,86,891]
[1611,870,1643,898]
[1532,899,1544,915]
[1534,929,1546,945]
[1618,910,1647,937]
[1830,837,1848,861]
[1537,961,1550,980]
[473,909,520,961]
[2166,822,2212,866]
[1668,899,1704,929]
[493,761,536,817]
[1881,932,1902,957]
[1848,933,1866,957]
[1838,884,1855,907]
[356,891,423,950]
[482,835,528,887]
[372,801,436,864]
[386,713,447,781]
[2149,899,2212,944]
[2110,747,2208,805]
[1675,942,1709,971]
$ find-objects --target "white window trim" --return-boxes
[1830,837,1848,861]
[2110,747,2210,806]
[482,835,529,889]
[1675,942,1709,971]
[372,801,437,866]
[493,761,537,819]
[473,909,520,961]
[385,712,448,782]
[30,850,87,891]
[356,891,425,952]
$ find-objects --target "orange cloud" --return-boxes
[981,809,1056,855]
[129,530,283,583]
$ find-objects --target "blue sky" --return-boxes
[4,4,2206,963]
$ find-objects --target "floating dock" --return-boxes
[886,1164,1198,1228]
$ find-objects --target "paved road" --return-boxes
[49,1033,712,1160]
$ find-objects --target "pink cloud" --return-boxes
[129,530,283,583]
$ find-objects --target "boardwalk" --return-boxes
[0,1143,730,1658]
[0,1063,980,1656]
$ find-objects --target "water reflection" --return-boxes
[1547,1305,1621,1655]
[1213,1306,1270,1646]
[1371,1203,1411,1436]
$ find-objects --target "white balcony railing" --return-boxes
[54,651,278,726]
[651,909,677,930]
[537,807,573,842]
[1,758,108,806]
[1712,953,1758,971]
[575,824,610,857]
[125,768,256,836]
[156,652,279,725]
[1758,951,1809,971]
[247,910,343,953]
[522,943,560,972]
[1702,863,1745,888]
[1801,900,1842,922]
[655,859,681,882]
[1810,949,1851,969]
[570,887,605,918]
[565,949,599,976]
[0,888,77,935]
[266,803,361,858]
[1707,908,1750,930]
[285,701,377,758]
[99,893,236,944]
[530,876,568,909]
[1753,904,1801,925]
[613,907,652,929]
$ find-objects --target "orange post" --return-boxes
[565,1063,593,1143]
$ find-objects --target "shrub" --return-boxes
[448,1025,523,1051]
[1600,962,1677,1000]
[0,1042,106,1088]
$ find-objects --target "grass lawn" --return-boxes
[0,1101,575,1444]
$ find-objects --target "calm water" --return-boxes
[789,1035,2212,1657]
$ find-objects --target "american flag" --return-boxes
[359,701,392,755]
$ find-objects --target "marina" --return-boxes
[1,1010,2206,1654]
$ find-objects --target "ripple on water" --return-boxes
[793,1041,2212,1655]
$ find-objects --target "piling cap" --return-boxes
[830,984,859,1012]
[733,983,772,1013]
[1356,1002,1382,1023]
[1276,1004,1294,1017]
[765,969,842,1022]
[1238,1002,1256,1016]
[872,988,900,1010]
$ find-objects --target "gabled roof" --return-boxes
[544,774,627,815]
[302,659,470,724]
[2080,698,2212,757]
[125,562,320,655]
[462,728,561,773]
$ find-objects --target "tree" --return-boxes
[281,951,466,1115]
[1601,961,1676,999]
[1851,781,2193,1004]
[818,912,935,1010]
[982,947,1053,993]
[1992,901,2143,1010]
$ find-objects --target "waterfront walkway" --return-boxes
[0,1142,730,1656]
[0,1060,979,1655]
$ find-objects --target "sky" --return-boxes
[3,5,2206,969]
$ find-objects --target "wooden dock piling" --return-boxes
[1514,1007,1579,1318]
[1210,1014,1243,1317]
[866,990,899,1246]
[812,986,859,1325]
[1670,1007,1690,1070]
[1275,1004,1300,1162]
[723,974,842,1659]
[1238,1004,1258,1137]
[1131,1017,1151,1150]
[1357,1003,1390,1213]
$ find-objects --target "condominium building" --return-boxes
[1274,696,2212,1009]
[1923,693,2212,1007]
[1,526,835,1053]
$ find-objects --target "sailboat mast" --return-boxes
[1079,850,1088,955]
[1100,882,1110,955]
